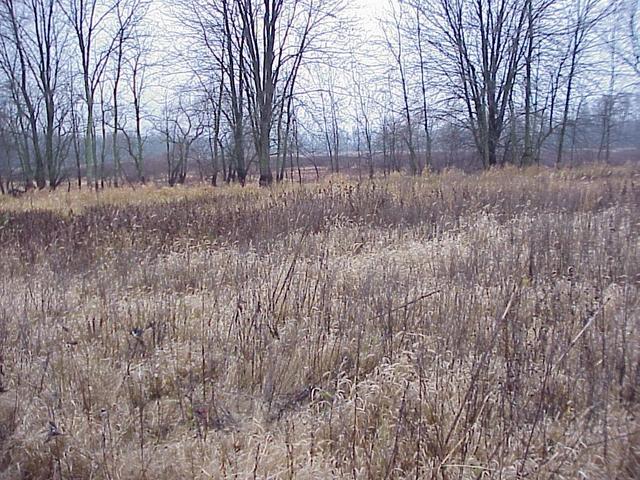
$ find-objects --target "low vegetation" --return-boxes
[0,165,638,479]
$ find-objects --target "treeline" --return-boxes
[353,0,640,172]
[0,0,150,192]
[0,0,638,192]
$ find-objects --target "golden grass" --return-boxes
[0,165,638,479]
[0,183,235,214]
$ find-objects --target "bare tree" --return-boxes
[413,2,433,170]
[382,1,420,174]
[619,0,640,77]
[178,0,248,183]
[0,92,14,192]
[421,0,532,168]
[237,0,282,185]
[120,35,150,183]
[352,64,375,179]
[179,0,344,186]
[109,0,147,187]
[555,0,609,166]
[0,0,71,189]
[69,71,84,188]
[59,0,142,189]
[318,74,341,174]
[98,78,108,186]
[160,93,206,186]
[522,0,535,165]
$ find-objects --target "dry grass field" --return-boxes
[0,166,638,479]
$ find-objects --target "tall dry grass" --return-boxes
[0,165,638,479]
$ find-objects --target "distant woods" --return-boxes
[0,0,638,192]
[0,0,151,191]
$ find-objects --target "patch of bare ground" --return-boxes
[0,165,638,478]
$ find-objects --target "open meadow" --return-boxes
[0,166,639,479]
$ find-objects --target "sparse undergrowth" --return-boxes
[0,165,638,479]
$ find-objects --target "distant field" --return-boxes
[0,165,638,479]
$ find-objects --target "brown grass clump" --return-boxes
[0,165,639,479]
